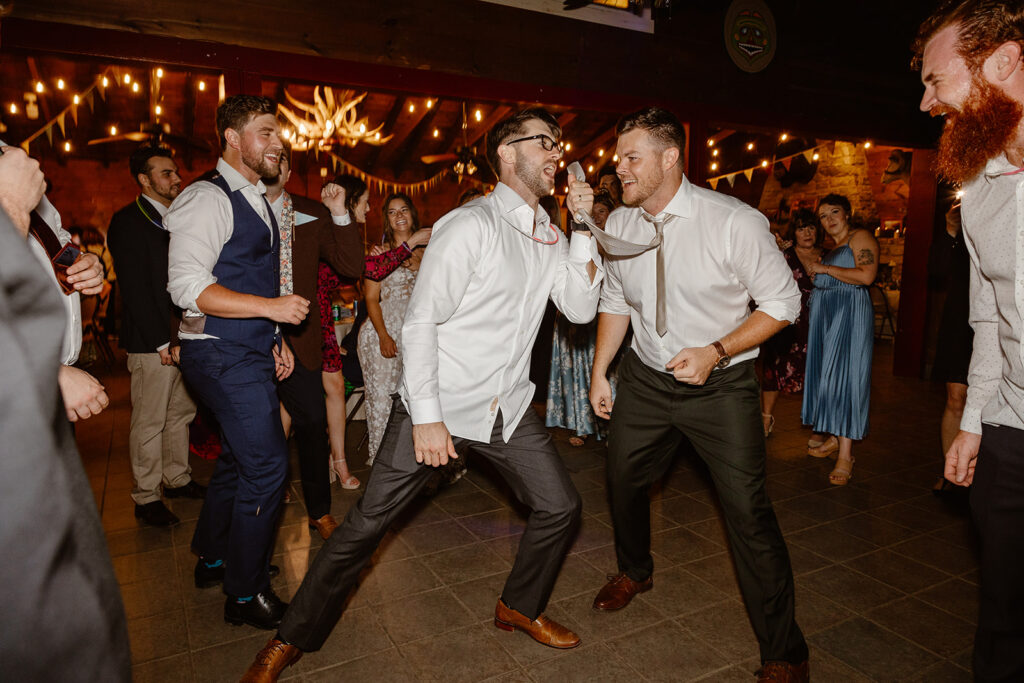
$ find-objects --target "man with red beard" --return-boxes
[241,107,603,681]
[167,95,310,631]
[569,107,808,683]
[916,2,1024,681]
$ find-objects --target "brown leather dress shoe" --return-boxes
[756,660,809,683]
[239,638,302,683]
[493,599,581,649]
[308,514,339,541]
[592,572,653,610]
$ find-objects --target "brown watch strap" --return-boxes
[712,340,727,360]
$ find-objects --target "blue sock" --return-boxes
[235,595,254,604]
[202,559,223,569]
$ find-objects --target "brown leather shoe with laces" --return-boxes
[755,660,809,683]
[308,514,339,541]
[239,638,302,683]
[592,572,653,610]
[493,599,581,649]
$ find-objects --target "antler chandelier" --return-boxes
[278,86,392,152]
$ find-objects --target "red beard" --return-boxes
[934,76,1023,185]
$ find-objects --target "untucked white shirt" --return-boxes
[166,158,272,340]
[400,182,603,443]
[960,155,1024,433]
[599,174,800,372]
[30,194,82,365]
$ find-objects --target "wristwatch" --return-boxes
[711,340,731,370]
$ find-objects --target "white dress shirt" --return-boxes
[599,174,800,372]
[400,182,603,443]
[30,195,82,365]
[166,158,273,340]
[960,155,1024,433]
[141,193,169,222]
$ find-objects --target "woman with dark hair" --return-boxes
[317,174,371,488]
[545,191,617,446]
[760,209,825,435]
[801,193,879,485]
[356,192,424,466]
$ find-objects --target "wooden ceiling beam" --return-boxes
[390,97,443,179]
[362,95,407,175]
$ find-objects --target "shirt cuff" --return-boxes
[332,213,352,226]
[408,397,444,425]
[157,343,170,352]
[598,300,631,316]
[568,232,604,290]
[960,403,984,435]
[755,299,799,325]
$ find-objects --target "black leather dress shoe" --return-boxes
[134,500,180,527]
[164,481,207,499]
[224,589,288,630]
[195,560,280,589]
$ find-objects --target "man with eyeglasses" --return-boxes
[241,107,603,681]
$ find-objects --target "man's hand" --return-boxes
[590,373,614,419]
[170,346,181,364]
[945,430,982,486]
[666,345,719,385]
[273,341,295,380]
[321,182,348,216]
[67,252,105,295]
[58,365,109,421]
[406,227,432,249]
[565,177,595,220]
[379,334,398,359]
[158,347,174,366]
[0,146,46,236]
[265,294,309,324]
[412,421,458,467]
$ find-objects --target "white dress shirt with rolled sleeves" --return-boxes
[400,182,603,443]
[599,174,800,373]
[960,156,1024,433]
[165,158,273,340]
[30,195,82,365]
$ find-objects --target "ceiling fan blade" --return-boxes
[87,132,152,145]
[421,153,458,165]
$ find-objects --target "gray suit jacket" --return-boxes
[0,208,130,681]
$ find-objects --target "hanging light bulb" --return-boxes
[432,128,439,138]
[587,164,594,173]
[559,160,565,168]
[761,159,769,168]
[426,99,433,109]
[706,138,714,147]
[110,125,118,136]
[612,154,618,162]
[57,79,65,90]
[474,109,482,122]
[35,81,44,93]
[747,142,755,151]
[863,141,872,149]
[780,133,789,142]
[812,152,820,161]
[156,67,164,78]
[197,80,206,91]
[123,74,131,85]
[408,103,415,113]
[155,105,162,116]
[132,82,140,93]
[73,94,80,105]
[8,103,16,114]
[102,76,109,87]
[712,149,719,157]
[64,141,72,152]
[711,162,718,171]
[598,149,604,157]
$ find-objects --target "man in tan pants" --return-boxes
[108,145,202,527]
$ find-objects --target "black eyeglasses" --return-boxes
[505,134,564,154]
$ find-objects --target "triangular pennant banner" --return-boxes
[803,149,814,163]
[726,174,737,187]
[709,177,720,190]
[56,112,66,137]
[743,168,754,182]
[781,157,792,171]
[86,91,95,112]
[44,126,53,146]
[70,104,78,126]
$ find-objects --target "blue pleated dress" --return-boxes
[801,244,873,440]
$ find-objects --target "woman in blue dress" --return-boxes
[801,194,879,485]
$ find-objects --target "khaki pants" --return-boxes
[128,352,197,504]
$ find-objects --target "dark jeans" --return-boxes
[277,354,331,519]
[279,398,581,651]
[971,423,1024,682]
[607,350,808,664]
[180,339,288,597]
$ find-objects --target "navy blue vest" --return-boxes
[203,172,280,351]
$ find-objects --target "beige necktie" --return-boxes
[578,211,667,337]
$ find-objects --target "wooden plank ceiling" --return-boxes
[1,53,622,184]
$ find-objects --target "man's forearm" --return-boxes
[592,312,630,378]
[195,283,271,319]
[718,311,788,356]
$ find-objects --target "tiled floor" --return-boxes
[76,343,978,682]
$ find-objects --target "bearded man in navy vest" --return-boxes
[167,95,310,630]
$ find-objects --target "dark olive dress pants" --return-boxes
[607,350,808,665]
[279,397,581,651]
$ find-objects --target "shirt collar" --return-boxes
[983,154,1024,178]
[140,193,169,217]
[641,174,693,222]
[216,157,268,195]
[491,181,558,240]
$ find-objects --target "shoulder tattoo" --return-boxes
[856,249,875,266]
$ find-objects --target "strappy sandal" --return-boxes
[331,458,360,490]
[808,435,838,458]
[807,435,826,448]
[829,457,854,486]
[762,413,775,437]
